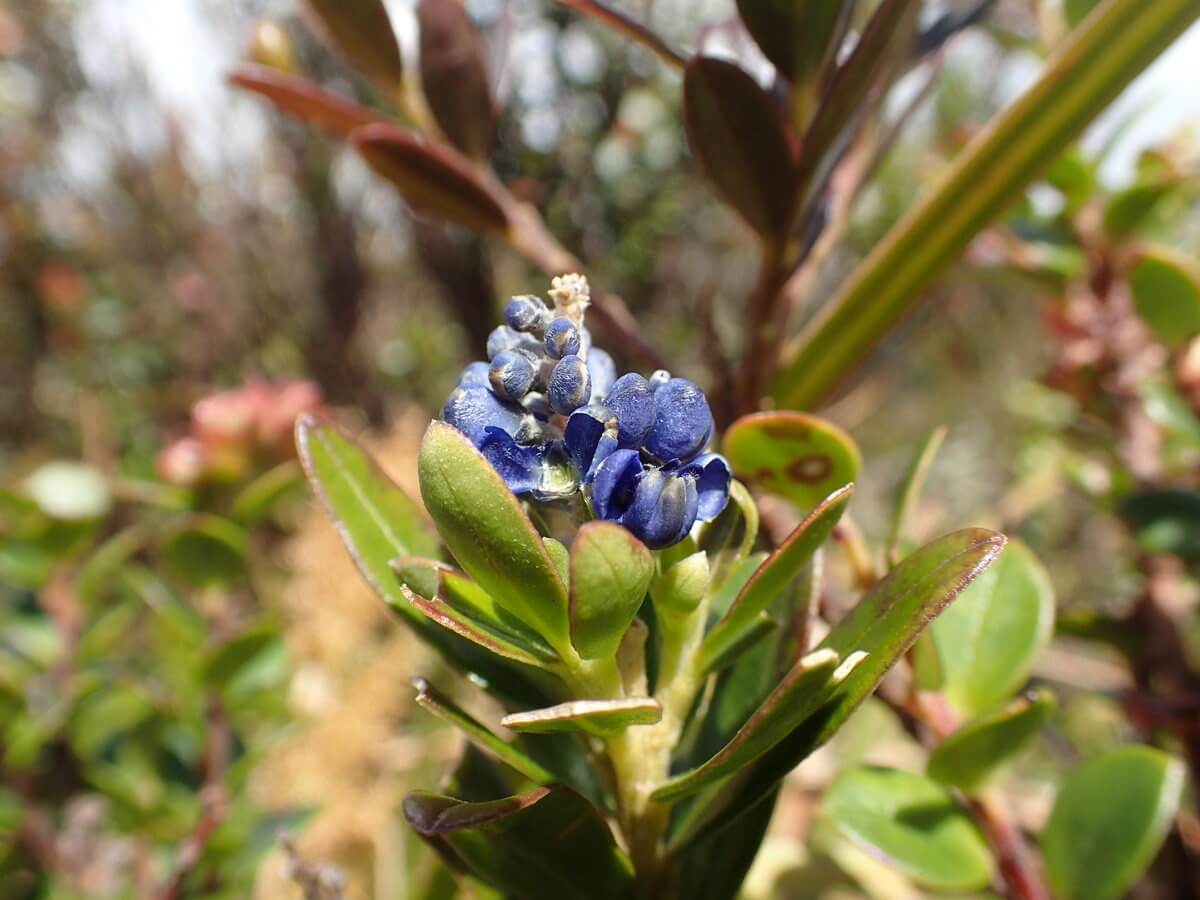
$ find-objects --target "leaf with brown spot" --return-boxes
[352,124,510,233]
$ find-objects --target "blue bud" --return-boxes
[486,325,540,361]
[605,373,655,448]
[504,295,550,333]
[587,348,616,399]
[478,427,544,495]
[675,453,731,521]
[442,385,524,445]
[548,354,592,415]
[543,318,582,359]
[591,449,644,520]
[458,361,491,388]
[648,369,671,391]
[565,406,618,482]
[489,350,536,401]
[621,469,699,550]
[645,377,714,463]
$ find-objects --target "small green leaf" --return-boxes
[887,426,947,561]
[736,0,851,88]
[543,537,570,587]
[821,766,993,890]
[352,125,510,233]
[296,415,438,620]
[229,65,386,137]
[1042,746,1184,900]
[418,422,572,659]
[699,480,760,590]
[700,485,851,673]
[412,677,554,784]
[24,461,111,521]
[75,525,146,604]
[926,539,1054,717]
[404,585,558,669]
[160,515,249,588]
[1129,246,1200,349]
[669,529,1005,852]
[501,698,661,737]
[927,689,1056,793]
[417,0,496,160]
[303,0,404,91]
[695,614,778,676]
[722,412,861,513]
[1064,0,1104,28]
[683,57,797,239]
[568,521,654,660]
[203,623,280,688]
[651,551,710,618]
[1120,488,1200,559]
[230,460,304,525]
[653,648,850,802]
[404,787,634,900]
[1104,179,1180,237]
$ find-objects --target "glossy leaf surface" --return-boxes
[925,539,1054,717]
[501,698,661,737]
[927,689,1055,793]
[700,485,851,673]
[352,125,509,233]
[404,586,557,669]
[404,787,634,899]
[722,412,860,513]
[683,57,797,239]
[568,521,654,660]
[1042,746,1184,900]
[821,767,993,890]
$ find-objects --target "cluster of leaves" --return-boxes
[0,386,316,898]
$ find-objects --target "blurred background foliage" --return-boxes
[2,0,1199,897]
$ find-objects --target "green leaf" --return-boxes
[203,623,280,688]
[1104,179,1180,238]
[699,485,851,673]
[774,0,1200,409]
[230,460,304,525]
[296,415,438,621]
[925,538,1054,717]
[887,426,947,560]
[669,529,1005,851]
[568,521,654,660]
[75,525,146,604]
[501,698,661,738]
[417,0,496,161]
[927,689,1056,793]
[404,585,558,669]
[23,461,111,521]
[159,515,249,588]
[404,787,634,900]
[736,0,851,89]
[1120,488,1200,559]
[418,421,572,659]
[303,0,404,91]
[229,65,386,137]
[1064,0,1103,29]
[1042,746,1184,900]
[1129,246,1200,349]
[821,767,993,891]
[683,57,797,239]
[698,480,759,590]
[352,124,510,233]
[722,412,860,513]
[650,551,710,618]
[412,677,554,784]
[653,648,849,802]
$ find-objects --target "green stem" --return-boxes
[772,0,1200,410]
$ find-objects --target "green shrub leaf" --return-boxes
[404,787,634,899]
[160,515,249,588]
[821,766,993,890]
[568,521,654,660]
[1120,488,1200,559]
[1129,246,1200,349]
[927,689,1056,793]
[736,0,851,89]
[501,698,661,737]
[924,538,1054,717]
[1042,746,1184,900]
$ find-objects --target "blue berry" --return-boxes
[486,325,541,361]
[489,350,536,401]
[644,377,714,463]
[548,354,592,415]
[442,385,524,445]
[604,373,655,448]
[458,361,491,388]
[504,295,550,333]
[543,318,582,359]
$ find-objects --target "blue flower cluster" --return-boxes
[441,275,731,549]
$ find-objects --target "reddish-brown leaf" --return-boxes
[303,0,404,91]
[229,64,385,138]
[352,123,510,233]
[417,0,497,161]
